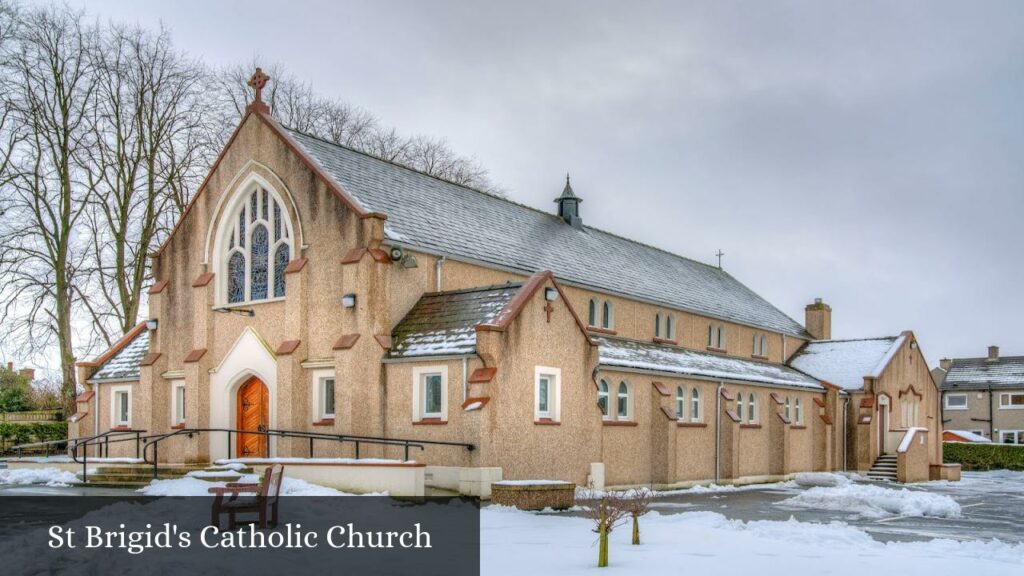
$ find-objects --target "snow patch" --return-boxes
[0,467,80,486]
[793,472,853,488]
[779,484,961,519]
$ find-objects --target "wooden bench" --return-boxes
[209,464,284,530]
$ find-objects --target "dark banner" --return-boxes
[0,496,480,576]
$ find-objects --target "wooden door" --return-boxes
[237,377,269,458]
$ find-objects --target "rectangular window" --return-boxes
[970,429,986,437]
[422,373,443,418]
[172,382,185,425]
[999,430,1024,444]
[999,393,1024,409]
[321,377,336,419]
[534,367,561,422]
[944,394,967,410]
[114,390,130,427]
[537,376,551,416]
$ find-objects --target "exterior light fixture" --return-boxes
[544,287,559,301]
[342,293,357,308]
[146,319,159,331]
[401,254,419,269]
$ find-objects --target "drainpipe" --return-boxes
[715,381,723,484]
[94,384,100,457]
[435,256,446,292]
[462,357,468,403]
[842,397,849,472]
[989,383,994,439]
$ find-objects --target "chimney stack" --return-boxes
[18,368,35,381]
[5,362,11,372]
[939,358,952,371]
[988,345,999,361]
[805,298,832,341]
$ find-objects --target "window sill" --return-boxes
[751,354,769,361]
[790,425,807,430]
[413,418,447,425]
[312,418,335,427]
[110,425,131,431]
[211,297,285,311]
[587,326,617,335]
[534,418,560,425]
[739,423,762,429]
[603,420,637,427]
[653,337,678,346]
[706,347,728,355]
[676,421,706,428]
[170,423,186,430]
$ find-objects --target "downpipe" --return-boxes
[842,397,849,472]
[715,381,723,484]
[435,256,446,292]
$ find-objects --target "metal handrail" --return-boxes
[8,438,69,458]
[142,427,474,479]
[71,429,147,481]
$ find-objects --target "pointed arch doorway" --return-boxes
[237,376,269,458]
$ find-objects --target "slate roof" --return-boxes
[90,330,150,381]
[596,336,823,390]
[286,128,810,339]
[787,336,905,391]
[390,283,522,358]
[941,356,1024,391]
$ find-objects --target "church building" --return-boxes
[71,70,952,492]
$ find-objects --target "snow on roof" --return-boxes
[942,355,1024,391]
[90,330,149,381]
[390,283,522,358]
[787,336,905,391]
[287,128,811,339]
[597,336,823,390]
[945,430,992,443]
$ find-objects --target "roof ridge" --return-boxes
[421,281,524,297]
[810,336,899,344]
[284,125,727,275]
[951,355,1024,362]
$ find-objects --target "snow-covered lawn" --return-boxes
[0,466,79,486]
[481,506,1023,575]
[779,483,961,519]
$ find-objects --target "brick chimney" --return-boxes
[987,345,999,361]
[939,358,952,371]
[805,298,832,341]
[18,368,35,381]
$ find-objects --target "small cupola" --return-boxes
[554,174,583,229]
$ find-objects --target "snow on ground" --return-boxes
[655,480,794,496]
[137,474,357,496]
[778,483,961,519]
[793,472,855,487]
[214,457,414,465]
[0,466,79,486]
[482,506,1024,575]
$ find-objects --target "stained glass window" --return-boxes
[222,186,293,304]
[250,224,269,300]
[274,244,289,298]
[228,252,245,303]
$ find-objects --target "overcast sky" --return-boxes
[57,0,1024,365]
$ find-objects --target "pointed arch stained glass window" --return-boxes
[274,244,289,298]
[228,252,245,303]
[250,224,269,300]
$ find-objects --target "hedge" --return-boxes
[0,421,68,451]
[944,441,1024,471]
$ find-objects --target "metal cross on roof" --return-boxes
[716,249,725,269]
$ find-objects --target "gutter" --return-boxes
[715,381,723,484]
[597,364,824,393]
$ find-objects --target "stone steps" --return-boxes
[867,455,898,481]
[79,463,254,488]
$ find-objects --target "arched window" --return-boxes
[784,396,791,420]
[675,386,685,419]
[736,393,745,421]
[598,379,609,418]
[760,335,768,357]
[794,398,803,425]
[602,301,614,329]
[748,393,757,423]
[655,313,662,338]
[617,381,630,419]
[691,387,701,421]
[588,299,598,327]
[667,315,676,340]
[221,185,293,304]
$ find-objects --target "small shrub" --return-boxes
[944,441,1024,471]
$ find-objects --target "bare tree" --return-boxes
[82,22,211,344]
[621,487,654,545]
[578,489,628,568]
[0,3,98,415]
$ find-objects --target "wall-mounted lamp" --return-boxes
[910,341,918,350]
[544,287,559,302]
[146,319,159,331]
[342,293,357,308]
[401,254,419,269]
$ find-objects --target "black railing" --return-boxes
[70,429,147,481]
[8,438,69,458]
[142,427,474,479]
